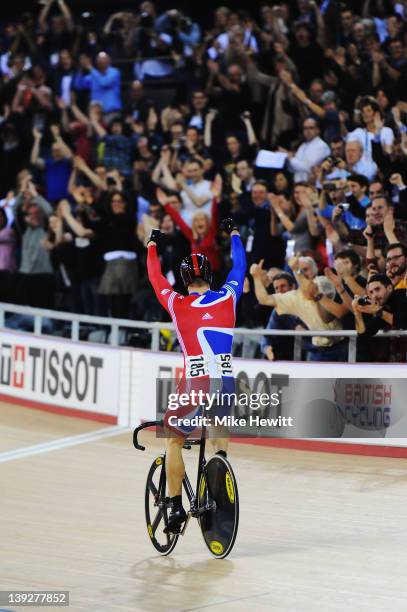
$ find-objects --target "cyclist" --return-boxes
[147,218,246,532]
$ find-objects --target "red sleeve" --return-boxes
[164,203,193,241]
[147,244,177,310]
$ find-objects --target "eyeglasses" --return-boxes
[303,126,317,130]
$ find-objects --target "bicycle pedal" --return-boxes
[163,524,181,535]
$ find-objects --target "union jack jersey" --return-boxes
[147,235,246,380]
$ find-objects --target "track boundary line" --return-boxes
[0,426,130,463]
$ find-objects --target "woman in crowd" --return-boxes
[97,190,140,319]
[270,182,321,253]
[155,177,222,278]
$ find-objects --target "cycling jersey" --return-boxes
[147,235,246,434]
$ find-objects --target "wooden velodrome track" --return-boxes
[1,400,407,612]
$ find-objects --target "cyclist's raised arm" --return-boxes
[222,224,246,301]
[147,241,178,310]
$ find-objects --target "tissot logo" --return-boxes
[0,342,103,403]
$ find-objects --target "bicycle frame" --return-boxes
[133,420,213,521]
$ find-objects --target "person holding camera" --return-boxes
[352,273,407,361]
[352,274,407,336]
[130,10,174,80]
[155,10,201,55]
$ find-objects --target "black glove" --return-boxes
[220,218,238,235]
[147,229,162,246]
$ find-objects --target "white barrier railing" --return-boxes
[1,301,406,363]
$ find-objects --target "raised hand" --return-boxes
[324,267,343,291]
[210,174,223,199]
[27,180,38,197]
[383,208,395,233]
[156,187,168,207]
[390,173,405,188]
[32,126,42,140]
[250,259,264,279]
[73,155,86,170]
[279,69,293,86]
[50,124,60,138]
[207,59,220,74]
[288,256,300,271]
[58,199,71,218]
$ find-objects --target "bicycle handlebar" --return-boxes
[133,420,163,451]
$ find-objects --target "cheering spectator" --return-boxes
[287,117,331,182]
[385,242,407,289]
[163,158,214,225]
[250,256,346,361]
[156,178,222,274]
[78,52,122,115]
[261,272,303,361]
[90,113,132,177]
[14,178,53,274]
[345,140,378,180]
[30,124,72,203]
[347,97,394,161]
[97,190,139,319]
[270,183,321,252]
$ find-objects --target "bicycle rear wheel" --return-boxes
[145,455,179,555]
[198,455,239,559]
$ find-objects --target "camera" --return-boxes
[357,296,371,306]
[338,202,350,211]
[326,156,343,167]
[323,182,337,191]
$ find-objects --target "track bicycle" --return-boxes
[133,420,239,559]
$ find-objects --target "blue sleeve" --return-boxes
[73,72,91,90]
[223,234,246,301]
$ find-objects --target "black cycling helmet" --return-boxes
[180,253,212,288]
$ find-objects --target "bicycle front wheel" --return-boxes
[145,455,179,555]
[198,455,239,559]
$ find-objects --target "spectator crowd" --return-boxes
[1,0,407,362]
